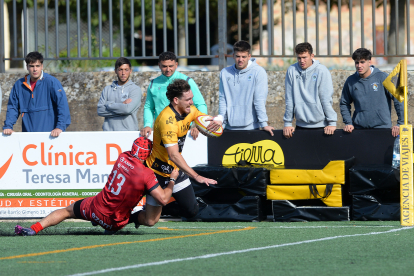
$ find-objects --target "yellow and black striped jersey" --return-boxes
[146,104,205,177]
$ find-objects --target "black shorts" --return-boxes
[73,199,85,219]
[155,170,190,190]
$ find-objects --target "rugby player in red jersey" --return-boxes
[15,137,178,236]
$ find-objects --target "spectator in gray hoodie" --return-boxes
[340,48,403,137]
[97,57,142,131]
[216,40,274,136]
[283,42,337,138]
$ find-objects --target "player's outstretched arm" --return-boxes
[149,169,179,206]
[166,145,217,186]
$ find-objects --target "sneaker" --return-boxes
[91,221,98,226]
[134,222,140,229]
[15,225,36,236]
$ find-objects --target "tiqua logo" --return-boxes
[222,140,284,166]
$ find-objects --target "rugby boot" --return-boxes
[15,225,36,236]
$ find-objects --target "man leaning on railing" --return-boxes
[2,52,71,137]
[283,42,337,139]
[340,48,404,137]
[216,40,275,136]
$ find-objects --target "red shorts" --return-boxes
[79,197,129,231]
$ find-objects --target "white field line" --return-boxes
[67,226,414,276]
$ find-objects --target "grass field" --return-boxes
[1,220,414,275]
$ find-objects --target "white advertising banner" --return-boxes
[0,131,207,218]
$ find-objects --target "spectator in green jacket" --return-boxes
[140,52,208,140]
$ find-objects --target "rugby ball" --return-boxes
[194,115,223,138]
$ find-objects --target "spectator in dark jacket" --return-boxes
[340,48,403,137]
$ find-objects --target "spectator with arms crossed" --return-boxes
[97,57,142,131]
[140,51,207,139]
[15,137,179,236]
[217,40,274,135]
[340,48,403,137]
[283,42,337,138]
[136,79,219,228]
[3,51,71,137]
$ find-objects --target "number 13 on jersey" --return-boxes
[108,170,126,195]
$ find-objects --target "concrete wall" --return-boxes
[0,70,412,132]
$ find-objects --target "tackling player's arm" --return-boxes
[149,169,179,206]
[166,145,217,186]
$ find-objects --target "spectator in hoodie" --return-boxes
[340,48,403,137]
[217,40,274,136]
[283,42,337,139]
[3,51,71,137]
[140,51,207,140]
[97,57,142,131]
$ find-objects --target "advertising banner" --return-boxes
[0,131,207,218]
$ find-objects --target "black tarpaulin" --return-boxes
[191,165,269,198]
[185,196,266,222]
[349,164,399,195]
[351,195,400,221]
[272,200,350,222]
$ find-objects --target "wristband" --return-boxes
[169,178,176,184]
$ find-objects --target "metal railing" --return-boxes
[0,0,412,73]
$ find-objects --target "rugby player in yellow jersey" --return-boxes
[136,79,221,227]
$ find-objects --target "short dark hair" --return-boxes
[233,41,251,53]
[25,51,44,65]
[115,57,131,71]
[295,42,313,55]
[352,48,372,61]
[166,79,191,102]
[159,51,177,62]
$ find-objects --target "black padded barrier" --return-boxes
[191,165,269,200]
[162,166,269,221]
[208,129,395,167]
[349,164,399,195]
[185,196,266,222]
[352,195,400,221]
[272,200,350,222]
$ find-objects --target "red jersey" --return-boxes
[92,151,159,223]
